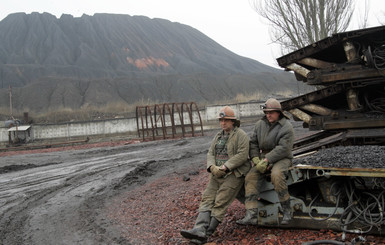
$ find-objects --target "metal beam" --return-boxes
[323,118,385,130]
[297,57,334,69]
[300,104,333,116]
[281,84,344,111]
[286,63,311,78]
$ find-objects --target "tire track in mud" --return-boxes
[0,134,213,244]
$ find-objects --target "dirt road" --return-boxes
[0,127,217,244]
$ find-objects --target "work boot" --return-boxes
[180,211,211,241]
[190,217,220,244]
[190,239,205,245]
[206,217,220,237]
[236,208,258,225]
[280,199,292,225]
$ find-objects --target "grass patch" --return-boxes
[0,90,296,124]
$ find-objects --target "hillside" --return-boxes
[0,12,305,114]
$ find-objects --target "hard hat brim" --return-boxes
[217,116,236,119]
[263,108,282,112]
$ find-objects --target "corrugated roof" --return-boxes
[7,125,31,132]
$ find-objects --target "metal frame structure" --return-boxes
[277,25,385,141]
[136,102,203,141]
[245,25,385,236]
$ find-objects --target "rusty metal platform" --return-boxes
[268,25,385,237]
[294,164,385,178]
[277,26,385,133]
[277,25,385,70]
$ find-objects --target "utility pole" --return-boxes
[8,85,19,144]
[9,85,13,120]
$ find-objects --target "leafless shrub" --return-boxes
[0,90,295,124]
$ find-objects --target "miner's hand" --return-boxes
[256,159,269,174]
[210,165,226,178]
[251,157,260,166]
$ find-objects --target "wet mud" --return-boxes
[0,127,216,244]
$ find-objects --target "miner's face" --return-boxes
[219,118,234,132]
[265,111,280,123]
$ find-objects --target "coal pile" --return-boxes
[294,145,385,168]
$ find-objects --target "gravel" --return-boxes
[294,145,385,168]
[108,168,385,244]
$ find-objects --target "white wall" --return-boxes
[0,101,265,143]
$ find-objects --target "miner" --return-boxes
[237,98,294,226]
[180,106,250,244]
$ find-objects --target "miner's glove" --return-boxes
[210,165,227,178]
[251,157,260,165]
[256,159,269,174]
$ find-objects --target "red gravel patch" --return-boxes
[106,169,385,244]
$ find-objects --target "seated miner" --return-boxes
[237,98,294,226]
[180,106,250,244]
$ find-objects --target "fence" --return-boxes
[0,101,266,143]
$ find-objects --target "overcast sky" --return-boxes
[0,0,384,68]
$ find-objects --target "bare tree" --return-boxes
[250,0,355,53]
[356,0,369,29]
[378,10,385,25]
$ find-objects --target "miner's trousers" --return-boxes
[244,158,291,210]
[199,173,244,222]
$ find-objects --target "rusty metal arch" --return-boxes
[177,102,192,137]
[191,102,204,136]
[136,102,203,141]
[136,105,155,140]
[172,103,184,137]
[136,106,142,139]
[163,103,175,138]
[154,104,166,139]
[181,102,191,137]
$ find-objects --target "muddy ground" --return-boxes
[0,121,384,244]
[0,128,216,244]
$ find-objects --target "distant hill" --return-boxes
[0,12,306,114]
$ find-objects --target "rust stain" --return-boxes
[126,56,169,69]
